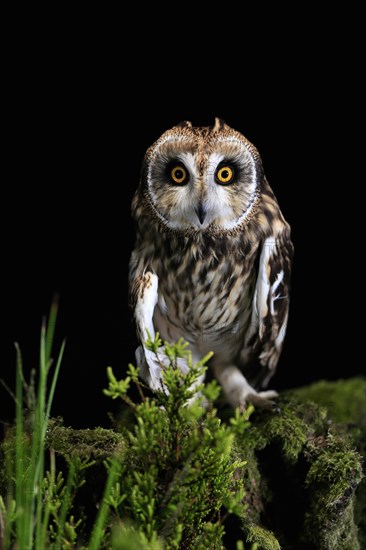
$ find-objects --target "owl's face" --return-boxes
[141,118,264,233]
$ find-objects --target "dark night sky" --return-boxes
[1,27,362,430]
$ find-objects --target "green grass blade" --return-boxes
[35,303,64,549]
[44,339,66,435]
[33,319,47,549]
[34,310,64,549]
[14,342,26,548]
[45,295,59,367]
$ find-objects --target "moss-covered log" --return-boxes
[42,377,365,549]
[237,377,365,549]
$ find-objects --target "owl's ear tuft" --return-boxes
[213,117,226,132]
[176,120,192,128]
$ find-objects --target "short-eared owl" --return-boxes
[129,119,293,408]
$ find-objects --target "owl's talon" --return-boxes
[257,390,279,400]
[246,391,280,411]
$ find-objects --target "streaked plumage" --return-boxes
[129,119,293,408]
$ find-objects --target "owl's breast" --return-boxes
[152,244,258,352]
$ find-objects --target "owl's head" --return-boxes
[139,118,264,234]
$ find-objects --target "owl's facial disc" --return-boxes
[146,137,260,233]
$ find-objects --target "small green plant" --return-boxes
[1,321,253,549]
[99,333,253,549]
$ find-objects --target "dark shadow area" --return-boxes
[2,39,362,431]
[257,444,312,550]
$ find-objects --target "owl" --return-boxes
[129,119,293,408]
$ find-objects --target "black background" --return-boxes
[1,19,363,430]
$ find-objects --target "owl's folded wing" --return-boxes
[243,228,293,387]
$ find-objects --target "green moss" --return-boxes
[238,446,265,526]
[303,433,364,549]
[231,391,364,549]
[304,497,359,550]
[46,419,127,460]
[243,523,281,550]
[306,435,363,506]
[289,377,366,548]
[286,377,366,427]
[355,478,366,550]
[249,406,308,462]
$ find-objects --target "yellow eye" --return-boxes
[170,165,188,185]
[216,165,234,185]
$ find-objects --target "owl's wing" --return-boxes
[243,228,293,388]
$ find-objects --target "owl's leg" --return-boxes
[213,364,278,410]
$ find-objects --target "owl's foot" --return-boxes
[213,364,280,412]
[245,390,280,411]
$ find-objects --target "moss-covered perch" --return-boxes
[43,377,365,549]
[237,378,365,550]
[5,307,363,548]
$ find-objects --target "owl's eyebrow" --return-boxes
[205,152,240,171]
[156,139,197,159]
[171,151,197,174]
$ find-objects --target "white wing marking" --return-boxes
[270,270,284,315]
[274,311,288,351]
[256,237,274,339]
[245,237,285,345]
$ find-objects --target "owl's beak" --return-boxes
[195,201,207,225]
